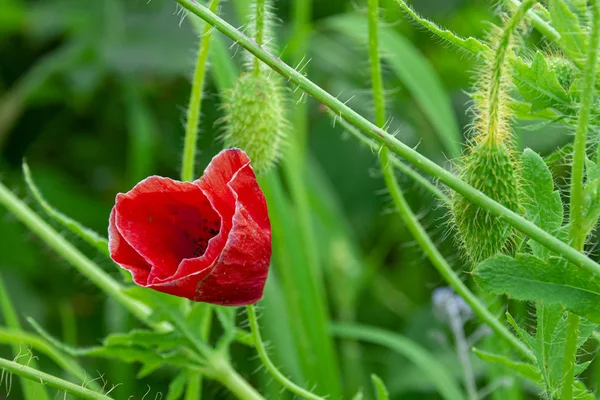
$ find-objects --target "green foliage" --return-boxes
[370,374,389,400]
[549,0,588,63]
[519,149,564,259]
[513,52,573,114]
[474,254,600,323]
[327,14,463,158]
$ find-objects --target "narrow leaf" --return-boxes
[22,162,109,255]
[472,348,542,382]
[166,372,188,400]
[393,0,491,56]
[370,374,389,400]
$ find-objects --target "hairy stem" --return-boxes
[486,0,534,144]
[173,0,600,278]
[246,305,324,400]
[181,0,220,182]
[253,0,266,74]
[506,0,560,42]
[0,357,112,400]
[0,328,100,391]
[561,1,600,398]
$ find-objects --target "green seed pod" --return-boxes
[547,55,577,91]
[452,138,520,264]
[222,72,287,174]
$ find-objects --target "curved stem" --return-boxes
[0,328,101,392]
[486,0,534,144]
[246,305,324,400]
[561,1,600,398]
[379,153,533,361]
[0,357,113,400]
[181,0,220,182]
[327,111,451,205]
[174,0,600,279]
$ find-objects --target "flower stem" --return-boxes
[253,0,266,75]
[561,1,600,398]
[0,327,101,392]
[246,305,324,400]
[210,357,265,400]
[0,357,112,400]
[181,0,220,182]
[0,183,153,325]
[174,0,600,279]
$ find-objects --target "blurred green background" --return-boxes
[0,0,572,399]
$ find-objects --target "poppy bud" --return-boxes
[222,72,287,174]
[451,138,520,264]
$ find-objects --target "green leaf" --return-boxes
[472,348,542,382]
[392,0,491,56]
[548,0,588,63]
[574,360,592,376]
[474,254,600,323]
[325,14,463,158]
[520,149,563,259]
[513,52,571,113]
[166,372,188,400]
[104,329,182,352]
[370,374,389,400]
[22,162,109,256]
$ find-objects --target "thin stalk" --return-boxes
[568,0,600,251]
[327,111,451,205]
[181,0,220,182]
[486,0,535,144]
[253,0,266,75]
[173,0,600,278]
[0,357,113,400]
[246,305,324,400]
[0,276,48,400]
[561,1,600,398]
[210,358,265,400]
[0,183,153,326]
[0,328,101,392]
[506,0,560,42]
[170,312,263,400]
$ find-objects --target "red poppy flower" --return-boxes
[108,148,271,306]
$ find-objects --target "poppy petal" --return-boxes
[114,176,221,280]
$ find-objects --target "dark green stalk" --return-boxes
[561,1,600,398]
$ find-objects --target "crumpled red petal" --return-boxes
[108,148,271,305]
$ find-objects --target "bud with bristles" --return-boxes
[222,72,287,175]
[221,0,288,175]
[450,2,534,265]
